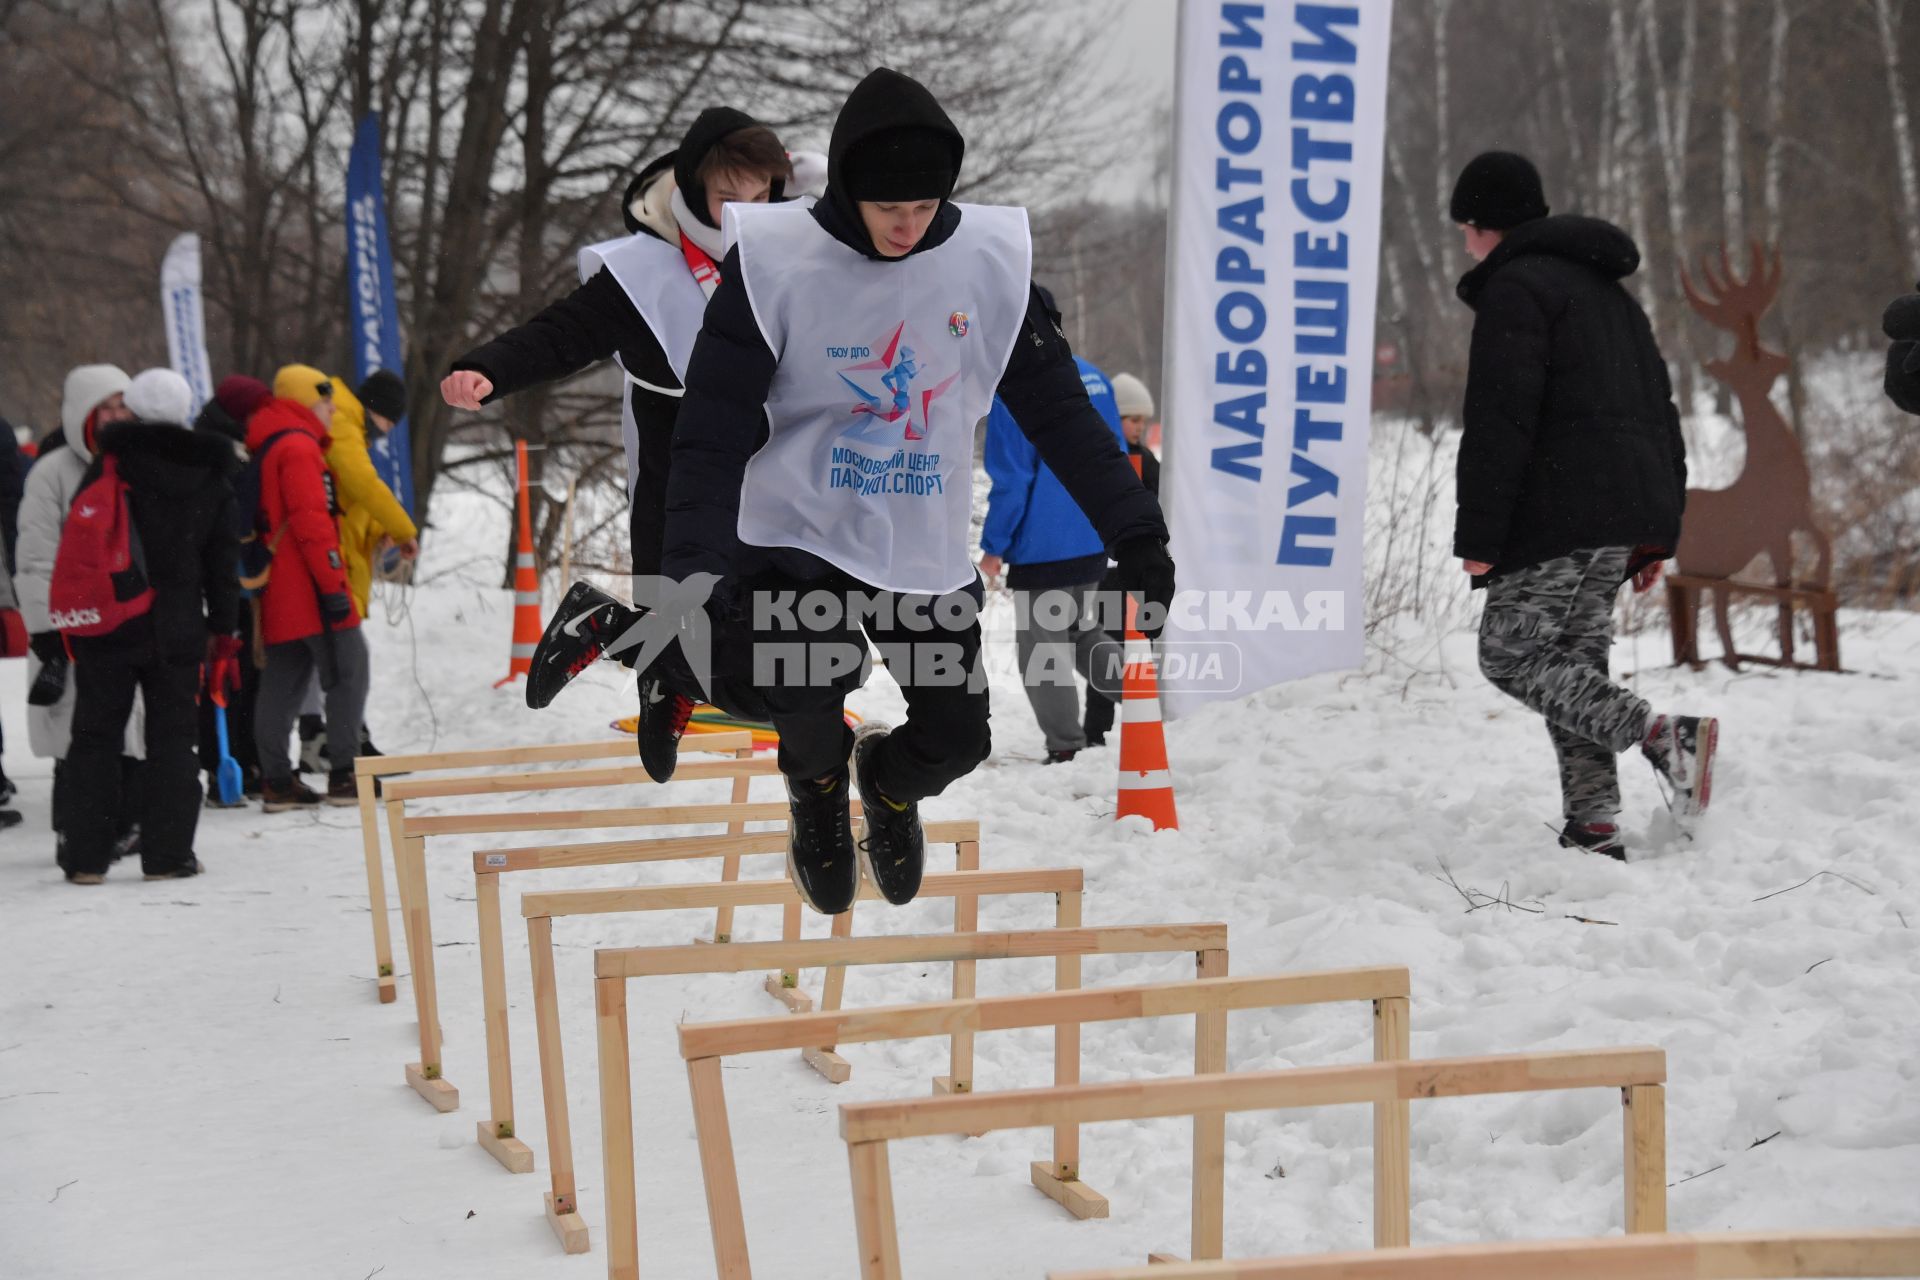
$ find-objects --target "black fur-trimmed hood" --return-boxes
[96,419,237,491]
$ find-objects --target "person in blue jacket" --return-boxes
[977,289,1127,763]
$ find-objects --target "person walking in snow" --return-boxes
[17,365,146,868]
[655,67,1174,915]
[440,110,823,729]
[0,529,26,829]
[248,373,368,811]
[1081,370,1161,749]
[978,290,1129,764]
[1884,283,1920,414]
[58,369,239,883]
[1449,151,1717,858]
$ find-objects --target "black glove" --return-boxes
[318,592,354,626]
[1114,536,1176,641]
[28,630,66,666]
[1882,290,1920,341]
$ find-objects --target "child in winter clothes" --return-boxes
[60,369,239,882]
[658,67,1174,915]
[1449,151,1717,858]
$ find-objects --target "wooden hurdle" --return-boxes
[1044,1228,1920,1279]
[519,864,1050,1253]
[468,824,982,1183]
[840,1046,1669,1280]
[595,923,1230,1280]
[388,766,801,1114]
[676,968,1412,1280]
[351,732,754,1003]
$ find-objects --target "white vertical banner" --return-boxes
[1160,1,1393,718]
[160,231,215,420]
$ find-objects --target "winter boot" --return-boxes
[852,722,925,906]
[1043,748,1078,765]
[1558,820,1627,861]
[297,715,328,776]
[261,777,322,813]
[635,667,699,784]
[65,870,106,886]
[143,857,204,881]
[527,581,648,710]
[326,770,359,807]
[784,769,858,915]
[1641,714,1719,818]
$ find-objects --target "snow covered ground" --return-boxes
[4,477,1918,1279]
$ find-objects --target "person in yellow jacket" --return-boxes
[271,365,420,619]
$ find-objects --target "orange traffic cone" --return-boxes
[1114,589,1179,830]
[492,439,541,689]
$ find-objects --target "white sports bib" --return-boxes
[579,233,706,498]
[725,201,1032,594]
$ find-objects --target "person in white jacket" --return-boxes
[16,364,146,866]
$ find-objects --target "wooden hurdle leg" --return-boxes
[528,916,589,1253]
[710,748,754,944]
[847,1140,903,1280]
[764,899,814,1013]
[474,871,534,1173]
[687,1056,753,1279]
[801,908,855,1083]
[1190,947,1229,1261]
[391,803,457,1111]
[934,839,980,1097]
[1032,889,1107,1219]
[598,977,639,1280]
[1624,1084,1667,1233]
[357,775,397,1003]
[1372,994,1412,1249]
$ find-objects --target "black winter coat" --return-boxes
[0,416,24,573]
[71,421,240,665]
[663,72,1166,588]
[1883,285,1920,415]
[1454,215,1687,579]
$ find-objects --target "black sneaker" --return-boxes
[0,808,21,829]
[635,668,699,784]
[143,857,204,881]
[784,770,857,915]
[1641,714,1719,818]
[527,581,647,710]
[1558,820,1627,861]
[852,723,924,906]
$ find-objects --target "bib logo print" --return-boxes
[948,311,969,338]
[827,320,954,501]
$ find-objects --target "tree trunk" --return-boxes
[1871,0,1920,274]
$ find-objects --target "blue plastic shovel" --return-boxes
[214,702,244,806]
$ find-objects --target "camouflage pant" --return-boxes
[1477,546,1652,822]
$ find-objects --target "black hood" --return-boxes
[620,152,676,235]
[1457,215,1641,309]
[97,420,236,492]
[821,67,965,260]
[620,107,791,235]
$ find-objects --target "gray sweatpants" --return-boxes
[1477,547,1652,822]
[254,627,371,782]
[1013,583,1108,754]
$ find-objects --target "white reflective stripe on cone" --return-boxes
[1117,769,1175,791]
[1120,696,1165,724]
[510,643,537,657]
[515,592,541,606]
[516,553,536,568]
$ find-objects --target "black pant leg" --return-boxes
[862,579,991,803]
[629,391,673,577]
[137,661,204,873]
[748,573,867,781]
[64,654,141,875]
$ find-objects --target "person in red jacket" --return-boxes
[245,386,368,811]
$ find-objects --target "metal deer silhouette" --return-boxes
[1674,241,1832,660]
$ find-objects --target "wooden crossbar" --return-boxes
[595,921,1225,1280]
[841,1048,1670,1280]
[515,854,1003,1254]
[676,969,1409,1280]
[1044,1228,1920,1280]
[354,731,751,1003]
[473,820,980,874]
[403,798,824,838]
[383,755,779,801]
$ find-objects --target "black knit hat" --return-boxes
[357,368,407,422]
[843,125,958,202]
[1449,151,1550,230]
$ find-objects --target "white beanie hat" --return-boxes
[1110,372,1155,419]
[125,368,195,426]
[60,363,132,440]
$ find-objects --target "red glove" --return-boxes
[0,609,27,659]
[205,632,245,706]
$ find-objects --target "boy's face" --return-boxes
[858,199,941,258]
[368,412,395,434]
[1121,414,1148,446]
[1460,223,1504,262]
[705,168,773,228]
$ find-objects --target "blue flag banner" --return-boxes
[346,112,415,512]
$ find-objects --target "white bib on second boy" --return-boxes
[725,200,1032,595]
[578,232,706,497]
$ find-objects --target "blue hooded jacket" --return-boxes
[981,356,1125,572]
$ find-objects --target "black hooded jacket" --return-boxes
[1884,285,1920,415]
[662,69,1166,588]
[72,421,239,664]
[1453,214,1688,578]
